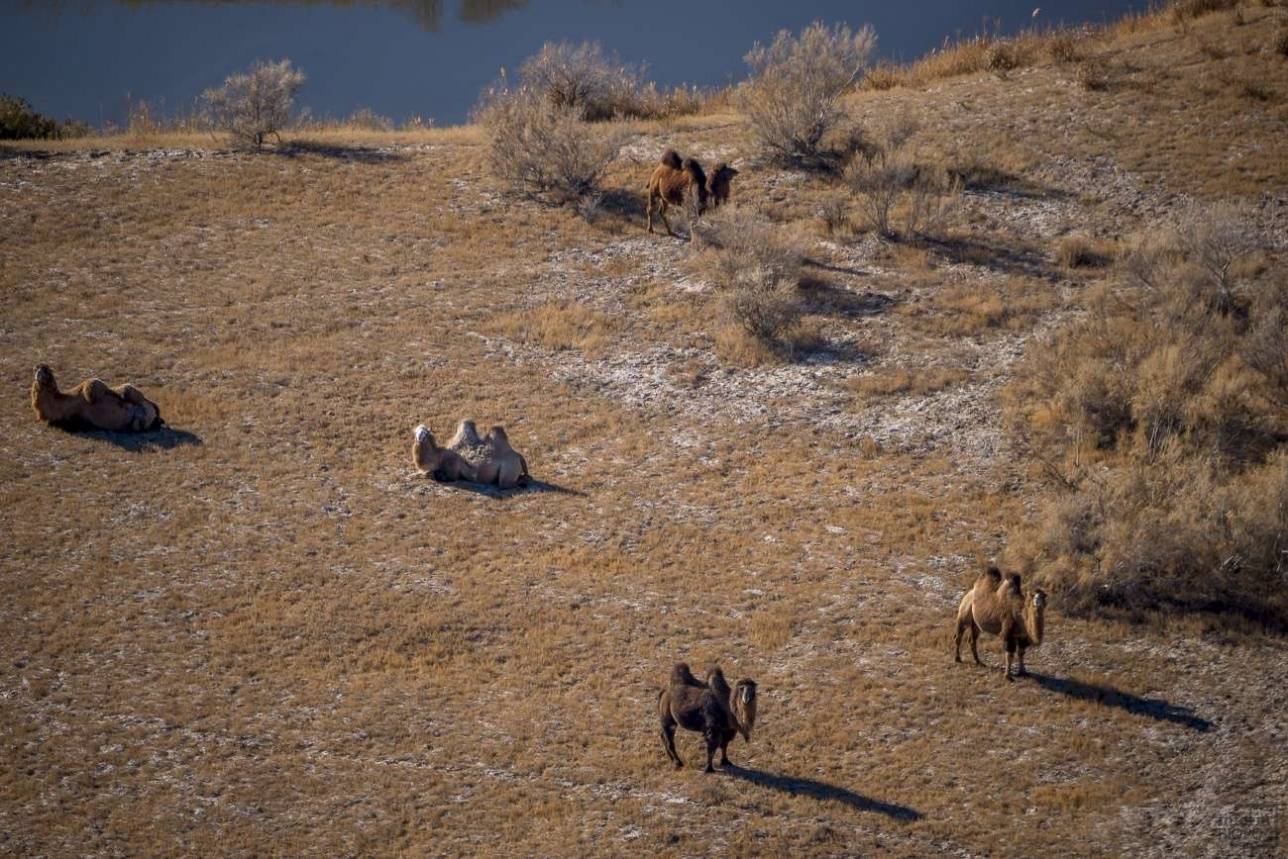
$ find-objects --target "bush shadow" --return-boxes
[273,140,410,164]
[722,765,922,821]
[1027,672,1213,732]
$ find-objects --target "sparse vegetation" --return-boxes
[694,209,808,357]
[741,21,876,167]
[843,119,961,241]
[477,76,623,205]
[1008,208,1287,623]
[0,94,89,140]
[1054,234,1116,268]
[201,59,306,149]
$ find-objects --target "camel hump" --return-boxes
[660,148,682,170]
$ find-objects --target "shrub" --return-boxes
[1171,0,1238,22]
[741,21,877,167]
[201,59,305,149]
[1046,34,1084,63]
[476,78,623,205]
[0,94,60,140]
[1274,27,1288,57]
[1006,208,1287,624]
[347,107,394,131]
[1074,59,1110,91]
[1054,234,1114,268]
[694,209,807,350]
[518,40,647,121]
[843,119,959,240]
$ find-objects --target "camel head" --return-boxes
[413,424,444,471]
[33,364,55,391]
[1032,588,1048,611]
[732,679,758,742]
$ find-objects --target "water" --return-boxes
[1,0,1144,128]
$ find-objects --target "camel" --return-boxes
[954,567,1048,680]
[30,364,163,433]
[706,163,739,209]
[645,149,708,237]
[657,662,758,772]
[412,420,530,489]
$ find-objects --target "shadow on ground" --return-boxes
[74,426,203,452]
[436,478,586,499]
[722,765,922,821]
[274,141,410,163]
[1028,672,1213,732]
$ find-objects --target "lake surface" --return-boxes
[1,0,1144,128]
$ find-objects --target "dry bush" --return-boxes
[1007,207,1287,623]
[741,21,876,167]
[1046,34,1085,63]
[843,119,960,240]
[1055,234,1115,268]
[477,79,624,205]
[201,59,305,149]
[1171,0,1239,21]
[861,63,903,90]
[846,366,969,398]
[517,40,645,121]
[1,93,89,140]
[1074,58,1110,90]
[693,209,807,353]
[1274,27,1288,56]
[346,107,394,131]
[818,193,850,235]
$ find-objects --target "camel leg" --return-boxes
[969,622,982,666]
[646,195,655,234]
[1017,646,1028,677]
[719,730,733,768]
[660,717,682,769]
[659,201,675,238]
[954,616,967,663]
[703,727,718,774]
[1004,640,1016,682]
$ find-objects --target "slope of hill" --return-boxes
[1,5,1285,857]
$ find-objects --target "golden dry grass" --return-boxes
[1,6,1286,858]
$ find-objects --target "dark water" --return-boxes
[1,0,1143,128]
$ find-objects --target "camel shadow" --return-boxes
[72,425,203,452]
[722,765,922,821]
[1027,673,1213,732]
[435,478,585,499]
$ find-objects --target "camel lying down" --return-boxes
[31,364,163,433]
[413,420,530,489]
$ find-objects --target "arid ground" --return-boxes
[2,6,1287,858]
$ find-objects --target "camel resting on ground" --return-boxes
[31,364,163,432]
[657,662,758,772]
[954,567,1047,680]
[413,420,530,489]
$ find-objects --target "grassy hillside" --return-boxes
[2,4,1286,857]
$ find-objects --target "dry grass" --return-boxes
[1,7,1286,858]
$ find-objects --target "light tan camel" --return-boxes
[954,567,1047,680]
[31,364,163,432]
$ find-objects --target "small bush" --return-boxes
[202,59,305,149]
[477,78,623,205]
[1171,0,1238,21]
[1074,59,1110,90]
[1006,207,1287,624]
[1046,34,1084,63]
[347,107,394,131]
[515,40,705,121]
[694,209,807,351]
[1274,27,1288,57]
[741,21,876,167]
[0,94,61,140]
[1055,234,1114,268]
[843,119,959,240]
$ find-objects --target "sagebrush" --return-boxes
[201,59,305,149]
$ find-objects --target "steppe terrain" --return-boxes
[2,6,1286,857]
